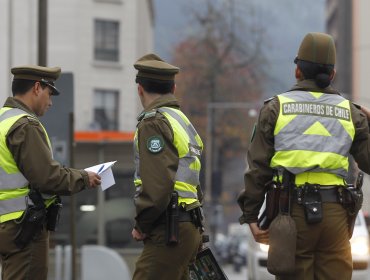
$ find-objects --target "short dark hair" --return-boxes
[296,59,334,88]
[11,79,47,96]
[136,77,174,94]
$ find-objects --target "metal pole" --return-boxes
[69,113,77,280]
[38,0,47,66]
[205,105,213,204]
[97,144,105,245]
[8,0,13,96]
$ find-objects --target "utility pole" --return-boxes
[8,0,13,96]
[69,113,77,280]
[38,0,47,66]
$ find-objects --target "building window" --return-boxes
[94,19,120,62]
[93,89,119,130]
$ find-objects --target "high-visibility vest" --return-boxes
[134,107,203,205]
[0,107,55,223]
[270,91,355,185]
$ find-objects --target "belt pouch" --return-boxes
[303,185,322,224]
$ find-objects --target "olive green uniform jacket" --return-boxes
[2,97,90,195]
[237,80,370,224]
[134,94,203,234]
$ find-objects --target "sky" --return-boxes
[152,0,326,95]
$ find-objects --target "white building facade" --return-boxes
[327,0,370,214]
[352,0,370,106]
[0,0,153,132]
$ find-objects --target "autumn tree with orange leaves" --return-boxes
[172,0,267,201]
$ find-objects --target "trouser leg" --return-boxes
[314,203,352,280]
[276,203,351,280]
[133,222,201,280]
[0,220,49,280]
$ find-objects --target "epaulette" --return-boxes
[263,96,276,104]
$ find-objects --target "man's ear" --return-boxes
[33,81,41,96]
[137,84,144,96]
[330,69,336,81]
[295,67,302,80]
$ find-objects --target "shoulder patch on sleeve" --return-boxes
[146,135,165,153]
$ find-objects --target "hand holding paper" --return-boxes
[85,161,117,191]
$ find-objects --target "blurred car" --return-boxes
[246,211,370,280]
[351,211,370,280]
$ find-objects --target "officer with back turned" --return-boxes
[131,54,205,280]
[238,32,370,279]
[0,65,101,280]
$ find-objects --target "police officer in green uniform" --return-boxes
[237,32,370,280]
[131,54,204,280]
[0,65,101,280]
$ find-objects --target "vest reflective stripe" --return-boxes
[158,107,202,185]
[0,107,54,221]
[0,108,29,122]
[0,191,29,215]
[0,168,28,190]
[176,157,200,186]
[271,91,355,184]
[0,108,30,191]
[134,107,203,205]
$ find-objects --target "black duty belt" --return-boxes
[293,187,340,203]
[155,207,193,225]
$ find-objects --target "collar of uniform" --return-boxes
[290,79,340,95]
[3,97,38,118]
[137,94,180,121]
[146,94,180,111]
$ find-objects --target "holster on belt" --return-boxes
[46,196,62,231]
[190,207,205,232]
[258,170,292,230]
[14,189,46,249]
[339,172,364,238]
[165,191,179,245]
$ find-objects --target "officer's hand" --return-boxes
[249,222,269,245]
[87,171,101,188]
[132,228,147,241]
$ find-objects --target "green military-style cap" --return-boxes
[11,65,62,95]
[295,32,336,66]
[134,53,179,81]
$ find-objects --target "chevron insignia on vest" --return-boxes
[303,121,331,136]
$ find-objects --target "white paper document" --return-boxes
[85,161,117,191]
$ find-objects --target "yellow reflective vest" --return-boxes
[134,107,203,206]
[270,91,355,186]
[0,107,55,223]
